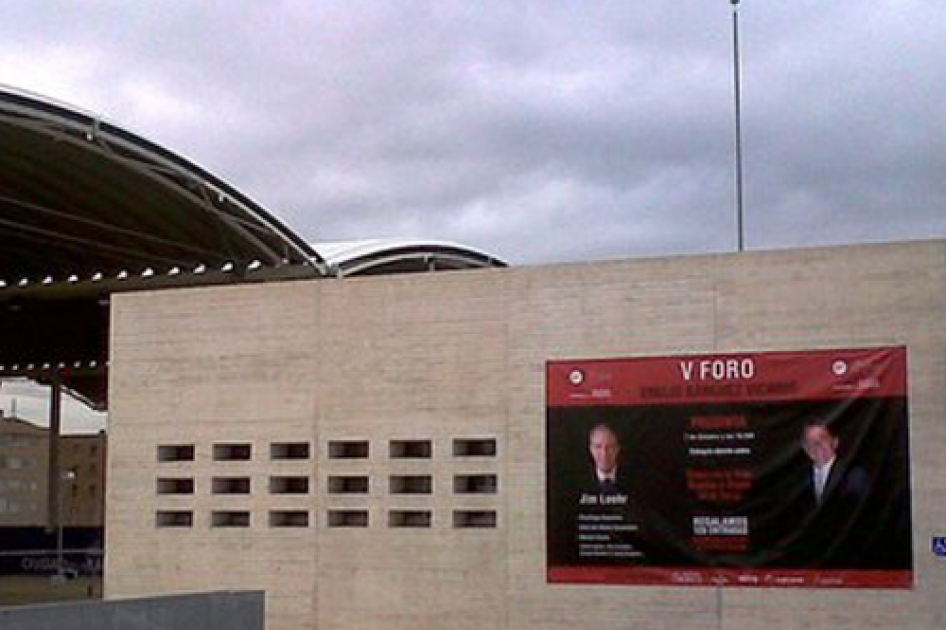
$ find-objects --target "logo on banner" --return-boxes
[832,360,848,376]
[568,369,585,386]
[933,537,946,557]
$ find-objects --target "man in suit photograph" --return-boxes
[569,422,653,563]
[585,422,628,496]
[801,418,870,510]
[777,417,873,568]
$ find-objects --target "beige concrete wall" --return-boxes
[106,240,946,630]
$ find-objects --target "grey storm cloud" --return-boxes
[1,0,944,264]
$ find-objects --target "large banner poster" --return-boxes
[546,347,912,588]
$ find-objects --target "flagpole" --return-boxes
[731,0,745,252]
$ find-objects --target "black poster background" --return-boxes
[547,397,912,579]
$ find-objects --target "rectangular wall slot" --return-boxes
[156,478,195,495]
[328,440,369,459]
[213,443,252,461]
[452,438,497,457]
[389,440,432,459]
[157,445,195,462]
[269,476,309,494]
[388,510,432,528]
[453,510,497,529]
[156,511,193,528]
[453,474,497,494]
[212,477,251,495]
[328,476,369,494]
[327,510,368,528]
[269,510,309,527]
[270,442,310,460]
[212,511,251,528]
[389,475,432,494]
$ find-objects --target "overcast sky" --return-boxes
[2,1,944,267]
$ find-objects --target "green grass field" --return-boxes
[0,575,102,607]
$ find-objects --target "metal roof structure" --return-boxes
[0,87,506,411]
[0,86,324,279]
[0,86,326,408]
[318,239,506,277]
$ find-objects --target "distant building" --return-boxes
[0,413,106,528]
[59,432,107,527]
[0,414,47,526]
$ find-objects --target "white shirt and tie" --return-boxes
[596,470,621,494]
[812,457,837,504]
[597,470,618,484]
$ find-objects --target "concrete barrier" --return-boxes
[0,590,264,630]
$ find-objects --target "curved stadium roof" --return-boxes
[0,86,505,409]
[318,239,505,277]
[0,86,324,281]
